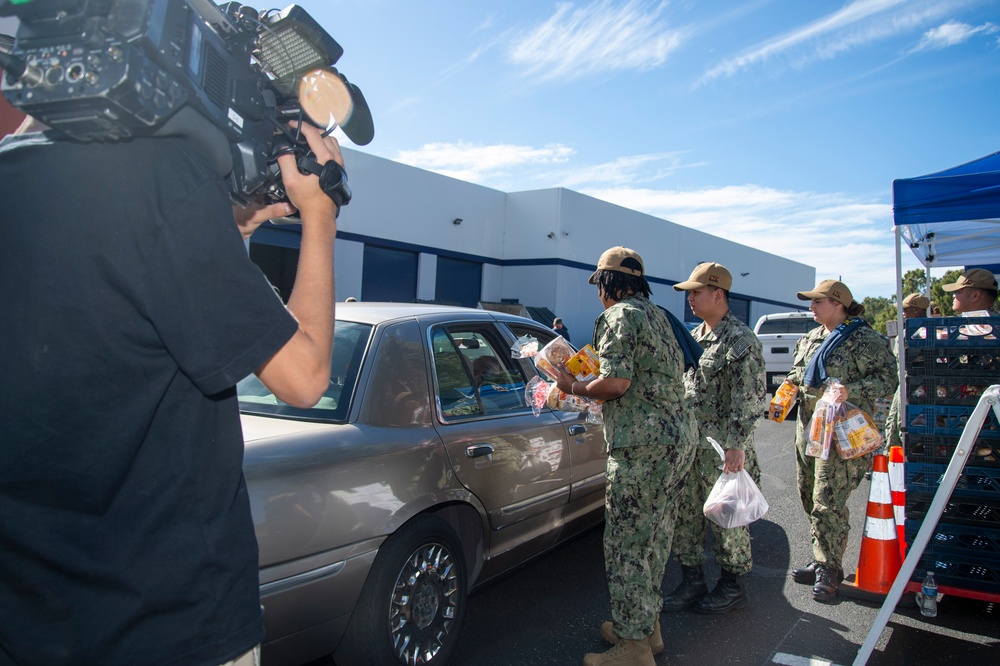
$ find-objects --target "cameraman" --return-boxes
[0,117,342,665]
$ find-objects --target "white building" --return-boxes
[250,148,814,341]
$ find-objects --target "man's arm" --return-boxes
[253,123,341,408]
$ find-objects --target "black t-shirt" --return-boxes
[0,133,298,665]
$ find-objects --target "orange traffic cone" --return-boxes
[854,454,903,595]
[888,445,906,561]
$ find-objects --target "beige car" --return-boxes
[238,303,607,666]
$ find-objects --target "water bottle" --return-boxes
[920,572,938,618]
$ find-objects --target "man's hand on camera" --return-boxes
[278,122,344,223]
[233,200,296,241]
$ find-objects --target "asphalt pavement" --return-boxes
[448,417,1000,666]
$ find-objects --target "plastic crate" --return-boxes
[905,404,1000,438]
[905,493,1000,528]
[906,434,1000,467]
[909,550,1000,595]
[905,520,1000,561]
[904,347,1000,376]
[905,462,1000,500]
[904,316,1000,348]
[906,375,998,406]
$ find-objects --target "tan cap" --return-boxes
[902,293,931,309]
[588,246,645,284]
[797,279,854,308]
[673,262,732,291]
[941,268,998,292]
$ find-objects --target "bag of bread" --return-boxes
[832,403,884,460]
[533,336,576,381]
[805,399,836,460]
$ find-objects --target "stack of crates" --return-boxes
[902,316,1000,595]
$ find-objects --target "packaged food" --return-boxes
[806,400,836,460]
[565,344,601,381]
[533,336,575,381]
[768,383,798,422]
[833,407,884,460]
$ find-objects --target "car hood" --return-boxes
[240,413,337,443]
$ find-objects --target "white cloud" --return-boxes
[506,0,686,82]
[912,20,999,51]
[582,183,919,298]
[393,141,574,183]
[698,0,977,83]
[388,142,920,298]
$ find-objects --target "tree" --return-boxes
[900,268,928,299]
[928,269,962,316]
[860,296,896,335]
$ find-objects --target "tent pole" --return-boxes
[895,225,905,423]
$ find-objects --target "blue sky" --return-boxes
[297,0,999,298]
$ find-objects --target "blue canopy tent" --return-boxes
[890,148,1000,397]
[892,149,1000,269]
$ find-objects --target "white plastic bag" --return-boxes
[702,437,769,529]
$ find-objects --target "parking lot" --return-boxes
[445,417,999,666]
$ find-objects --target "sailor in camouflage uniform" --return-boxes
[943,268,1000,317]
[554,247,695,666]
[884,293,932,451]
[783,280,897,602]
[662,263,765,615]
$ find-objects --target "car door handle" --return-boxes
[568,424,586,436]
[466,443,495,458]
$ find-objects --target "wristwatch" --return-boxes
[297,154,352,213]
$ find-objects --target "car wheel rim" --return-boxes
[389,541,461,665]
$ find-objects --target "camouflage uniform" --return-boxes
[786,322,898,571]
[671,311,766,576]
[596,295,696,641]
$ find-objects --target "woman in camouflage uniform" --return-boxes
[781,279,897,602]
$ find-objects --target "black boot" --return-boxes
[812,565,841,603]
[793,561,845,585]
[694,569,748,615]
[662,564,708,612]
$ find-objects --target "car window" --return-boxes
[788,319,818,334]
[431,324,527,420]
[756,320,788,334]
[237,320,372,422]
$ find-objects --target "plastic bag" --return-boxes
[532,336,576,381]
[524,376,603,424]
[702,437,769,529]
[805,380,883,460]
[831,405,883,459]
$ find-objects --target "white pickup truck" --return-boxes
[753,311,818,393]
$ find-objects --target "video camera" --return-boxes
[0,0,373,209]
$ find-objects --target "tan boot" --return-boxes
[583,636,654,666]
[599,616,663,655]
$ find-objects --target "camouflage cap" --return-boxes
[902,293,931,309]
[941,268,998,292]
[673,262,733,291]
[588,246,645,284]
[797,279,854,308]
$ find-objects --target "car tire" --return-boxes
[335,515,469,666]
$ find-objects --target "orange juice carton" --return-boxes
[565,344,601,381]
[768,383,798,423]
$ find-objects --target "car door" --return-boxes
[504,323,608,522]
[429,321,571,561]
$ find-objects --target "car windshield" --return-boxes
[237,320,373,422]
[758,319,817,334]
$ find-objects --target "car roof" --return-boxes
[335,302,543,328]
[759,311,812,320]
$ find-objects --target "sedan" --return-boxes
[237,303,608,666]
